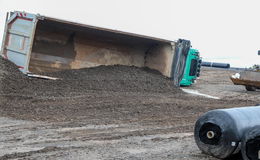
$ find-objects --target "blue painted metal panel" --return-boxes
[11,18,33,36]
[6,50,27,72]
[1,11,37,73]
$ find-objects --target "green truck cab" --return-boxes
[180,49,201,86]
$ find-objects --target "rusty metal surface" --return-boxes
[230,77,260,87]
[230,71,260,87]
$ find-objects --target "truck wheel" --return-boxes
[245,85,256,91]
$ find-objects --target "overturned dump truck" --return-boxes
[0,11,191,86]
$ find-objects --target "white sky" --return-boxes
[0,0,259,68]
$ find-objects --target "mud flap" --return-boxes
[171,39,191,86]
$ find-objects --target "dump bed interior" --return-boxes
[29,18,174,77]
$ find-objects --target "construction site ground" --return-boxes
[0,58,259,160]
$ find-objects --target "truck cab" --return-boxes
[180,49,201,86]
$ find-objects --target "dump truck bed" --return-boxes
[1,11,191,86]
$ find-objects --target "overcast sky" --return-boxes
[0,0,259,67]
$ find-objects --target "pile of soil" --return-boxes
[0,58,29,94]
[0,57,180,97]
[0,58,259,160]
[0,57,185,123]
[0,57,256,127]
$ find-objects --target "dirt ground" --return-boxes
[0,58,259,160]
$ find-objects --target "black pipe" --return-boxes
[201,62,212,67]
[194,106,260,159]
[201,61,230,68]
[241,126,260,160]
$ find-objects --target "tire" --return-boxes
[245,85,256,91]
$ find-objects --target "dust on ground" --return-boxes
[0,58,259,160]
